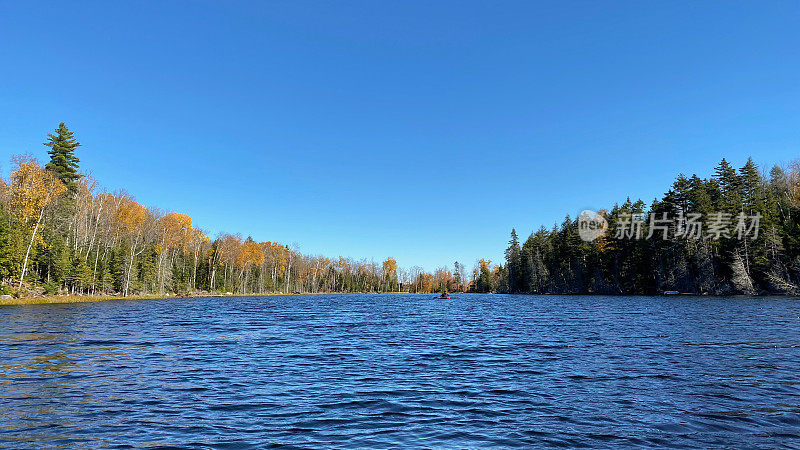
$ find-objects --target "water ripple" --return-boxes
[1,294,799,448]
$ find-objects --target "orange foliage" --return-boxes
[161,212,193,254]
[114,198,147,235]
[237,240,265,269]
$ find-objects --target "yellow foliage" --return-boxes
[193,229,210,245]
[237,240,265,268]
[9,159,66,225]
[162,212,193,254]
[382,257,398,278]
[114,198,147,234]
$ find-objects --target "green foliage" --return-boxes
[0,204,17,280]
[43,281,59,295]
[44,122,82,194]
[67,258,92,293]
[504,229,522,293]
[493,158,800,295]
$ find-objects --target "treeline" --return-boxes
[5,124,797,298]
[0,123,469,297]
[480,157,800,295]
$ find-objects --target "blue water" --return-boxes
[1,294,799,448]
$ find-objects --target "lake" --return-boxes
[1,294,799,448]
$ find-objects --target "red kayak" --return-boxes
[437,295,450,299]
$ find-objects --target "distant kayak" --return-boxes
[436,294,450,299]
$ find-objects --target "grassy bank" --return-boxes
[0,291,412,306]
[0,293,177,306]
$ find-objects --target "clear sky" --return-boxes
[1,1,798,271]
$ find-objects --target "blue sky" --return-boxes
[1,1,798,271]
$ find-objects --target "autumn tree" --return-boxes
[382,257,398,292]
[475,259,493,293]
[155,212,193,293]
[236,238,264,293]
[114,197,148,296]
[189,228,210,291]
[216,234,243,292]
[9,157,66,289]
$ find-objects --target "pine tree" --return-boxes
[714,158,739,191]
[44,123,82,194]
[687,175,713,214]
[668,173,691,213]
[504,229,522,293]
[714,158,742,211]
[739,157,761,213]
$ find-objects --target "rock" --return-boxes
[692,242,716,294]
[728,252,756,295]
[0,295,12,300]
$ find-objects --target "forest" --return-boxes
[481,157,800,295]
[1,123,798,298]
[0,124,472,297]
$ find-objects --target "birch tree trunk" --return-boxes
[19,205,46,289]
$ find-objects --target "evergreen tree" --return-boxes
[687,175,714,214]
[714,158,739,191]
[0,202,17,284]
[44,123,82,194]
[504,229,522,293]
[714,158,742,211]
[739,157,761,213]
[67,257,92,293]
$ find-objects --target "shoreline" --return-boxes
[2,291,796,307]
[0,291,413,306]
